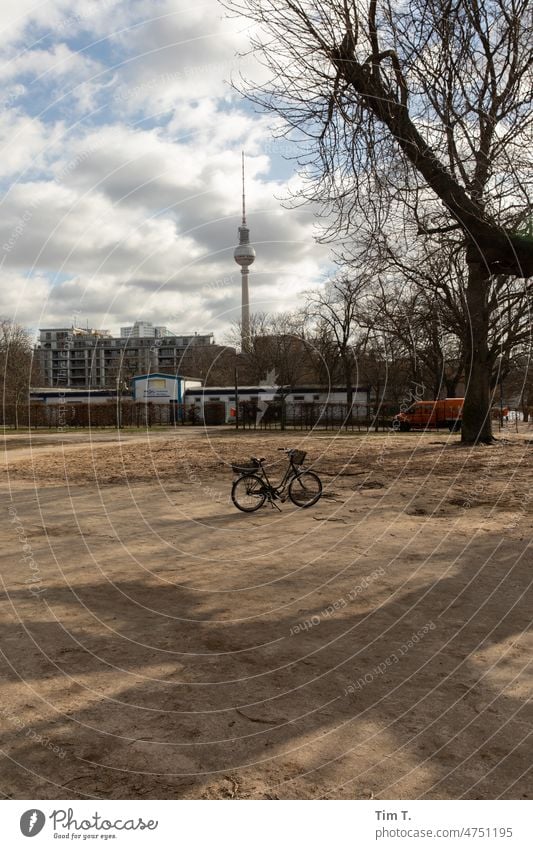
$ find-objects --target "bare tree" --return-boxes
[0,320,39,427]
[369,235,532,403]
[359,333,413,410]
[227,0,533,442]
[305,274,371,412]
[177,343,239,386]
[505,349,533,421]
[299,317,342,386]
[227,311,317,385]
[367,281,462,399]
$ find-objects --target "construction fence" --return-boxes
[3,400,398,430]
[0,402,204,429]
[237,401,398,431]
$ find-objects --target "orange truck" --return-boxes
[394,398,464,432]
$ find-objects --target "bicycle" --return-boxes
[230,448,322,513]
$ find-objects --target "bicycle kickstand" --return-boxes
[268,495,282,512]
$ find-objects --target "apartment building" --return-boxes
[35,326,215,388]
[119,321,170,338]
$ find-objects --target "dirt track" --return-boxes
[1,427,532,799]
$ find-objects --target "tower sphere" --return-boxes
[234,242,256,266]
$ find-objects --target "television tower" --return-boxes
[233,151,255,352]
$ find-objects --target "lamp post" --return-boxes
[234,367,239,430]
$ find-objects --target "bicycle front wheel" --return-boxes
[288,471,322,508]
[231,474,267,512]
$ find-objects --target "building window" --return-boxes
[294,395,305,401]
[313,395,319,401]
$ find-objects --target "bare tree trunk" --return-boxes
[445,376,460,398]
[462,263,493,444]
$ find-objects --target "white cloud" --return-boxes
[0,109,67,178]
[0,42,101,84]
[0,0,333,342]
[0,270,51,331]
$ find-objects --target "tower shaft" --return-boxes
[241,268,250,352]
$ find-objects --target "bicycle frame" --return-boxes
[254,457,301,499]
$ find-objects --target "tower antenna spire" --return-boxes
[241,150,246,225]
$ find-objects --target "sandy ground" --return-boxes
[1,425,532,800]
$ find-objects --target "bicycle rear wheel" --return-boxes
[288,471,322,507]
[231,474,267,512]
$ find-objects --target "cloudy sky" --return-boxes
[0,0,333,343]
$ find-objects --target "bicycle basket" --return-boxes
[290,450,307,466]
[231,458,260,475]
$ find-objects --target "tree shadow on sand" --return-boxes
[1,530,531,800]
